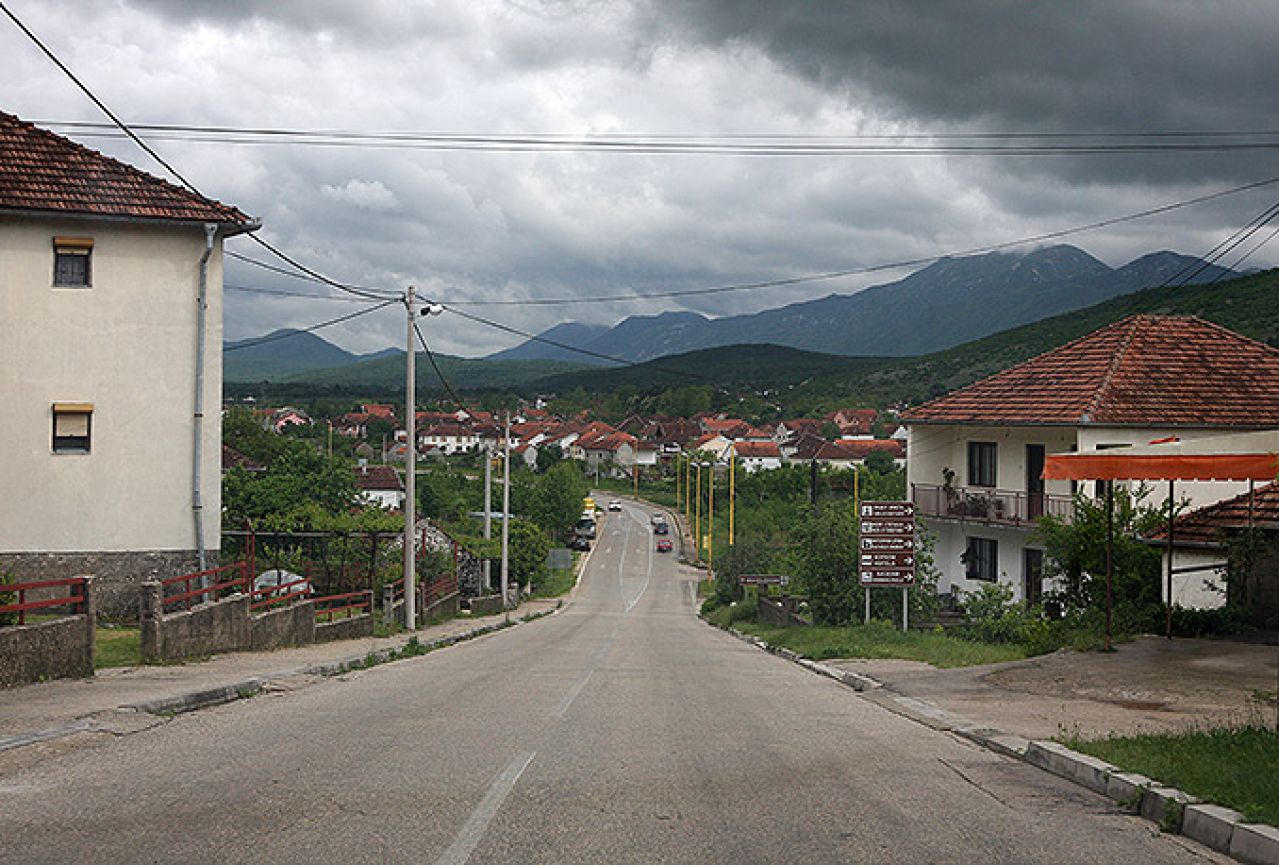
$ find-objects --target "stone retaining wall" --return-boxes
[0,580,96,687]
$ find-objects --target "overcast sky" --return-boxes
[5,1,1279,356]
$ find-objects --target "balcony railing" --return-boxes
[912,483,1074,526]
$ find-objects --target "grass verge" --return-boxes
[1062,725,1279,826]
[95,626,142,669]
[533,566,577,599]
[727,619,1031,669]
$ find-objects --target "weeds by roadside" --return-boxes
[1062,724,1279,826]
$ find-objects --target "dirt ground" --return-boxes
[829,636,1279,741]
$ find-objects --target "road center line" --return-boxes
[551,669,595,718]
[434,751,536,865]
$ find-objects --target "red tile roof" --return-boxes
[1150,480,1279,545]
[902,316,1279,428]
[734,441,781,458]
[0,112,255,227]
[355,465,403,491]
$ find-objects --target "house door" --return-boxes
[1023,548,1044,605]
[1026,444,1046,520]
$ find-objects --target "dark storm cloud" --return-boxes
[655,1,1279,131]
[5,1,1277,356]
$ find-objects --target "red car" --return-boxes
[656,538,673,553]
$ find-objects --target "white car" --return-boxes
[651,512,664,525]
[608,500,622,511]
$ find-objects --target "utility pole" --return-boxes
[501,411,511,617]
[403,286,417,630]
[695,460,702,563]
[675,454,681,515]
[728,452,735,547]
[707,460,714,581]
[483,445,492,593]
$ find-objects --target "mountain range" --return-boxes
[486,245,1236,364]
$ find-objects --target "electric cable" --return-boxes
[0,1,400,304]
[226,283,379,302]
[226,175,1279,309]
[223,298,398,352]
[29,118,1279,156]
[413,320,464,406]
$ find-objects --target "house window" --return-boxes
[52,403,93,454]
[52,237,93,287]
[967,441,997,488]
[964,537,998,582]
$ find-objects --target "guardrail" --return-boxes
[248,577,312,612]
[0,575,90,625]
[159,562,250,612]
[314,590,373,623]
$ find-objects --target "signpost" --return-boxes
[858,501,915,631]
[737,574,790,587]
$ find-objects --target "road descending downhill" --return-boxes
[0,500,1227,864]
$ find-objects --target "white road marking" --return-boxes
[551,669,595,718]
[624,526,653,615]
[434,751,537,865]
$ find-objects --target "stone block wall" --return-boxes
[315,613,374,643]
[0,578,96,688]
[1,549,199,622]
[249,601,315,652]
[140,583,249,663]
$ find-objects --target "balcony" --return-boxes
[912,483,1074,527]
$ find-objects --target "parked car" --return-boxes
[653,521,669,535]
[252,569,311,600]
[568,535,591,552]
[656,538,672,553]
[608,500,622,511]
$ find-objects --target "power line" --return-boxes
[0,1,399,304]
[443,305,722,387]
[226,283,377,303]
[222,176,1279,310]
[30,119,1279,156]
[1163,198,1279,288]
[223,299,398,352]
[413,321,463,406]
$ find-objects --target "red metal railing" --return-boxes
[0,576,89,626]
[912,482,1074,526]
[160,562,251,612]
[422,571,459,608]
[314,589,373,622]
[248,577,312,612]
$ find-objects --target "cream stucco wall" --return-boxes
[906,424,1075,498]
[0,215,223,554]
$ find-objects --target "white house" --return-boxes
[902,315,1279,606]
[0,112,258,616]
[732,441,783,473]
[419,423,479,455]
[354,463,404,510]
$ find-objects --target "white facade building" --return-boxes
[902,315,1279,608]
[0,112,258,615]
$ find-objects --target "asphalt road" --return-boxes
[0,500,1226,864]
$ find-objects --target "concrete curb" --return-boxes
[2,601,565,753]
[708,617,1278,864]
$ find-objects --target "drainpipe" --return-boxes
[193,223,217,574]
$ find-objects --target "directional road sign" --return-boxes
[738,574,790,586]
[859,500,916,586]
[860,502,915,519]
[860,535,914,552]
[859,552,916,569]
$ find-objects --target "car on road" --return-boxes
[608,500,622,511]
[653,521,669,535]
[651,512,664,525]
[655,538,672,553]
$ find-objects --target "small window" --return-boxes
[967,441,997,488]
[53,237,93,287]
[52,403,93,454]
[964,537,998,581]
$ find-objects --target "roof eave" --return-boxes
[0,205,260,235]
